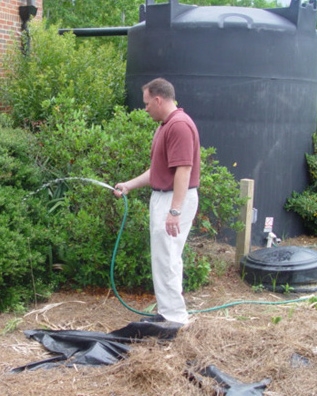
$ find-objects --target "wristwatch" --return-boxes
[169,209,181,216]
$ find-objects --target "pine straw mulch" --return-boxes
[1,236,317,395]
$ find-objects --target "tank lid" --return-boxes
[142,0,317,33]
[174,6,295,31]
[245,246,317,269]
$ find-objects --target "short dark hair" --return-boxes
[142,78,175,100]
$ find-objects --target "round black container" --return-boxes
[126,0,317,245]
[240,246,317,292]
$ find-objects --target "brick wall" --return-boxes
[0,0,42,55]
[0,1,43,110]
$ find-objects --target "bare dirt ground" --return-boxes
[1,235,317,396]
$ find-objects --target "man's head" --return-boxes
[142,78,175,101]
[142,78,177,122]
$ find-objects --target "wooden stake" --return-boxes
[235,179,254,267]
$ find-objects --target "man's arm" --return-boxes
[171,165,192,210]
[166,165,192,236]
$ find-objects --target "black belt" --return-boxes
[152,187,197,192]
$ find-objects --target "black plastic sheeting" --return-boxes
[11,321,182,373]
[11,322,271,395]
[199,365,270,395]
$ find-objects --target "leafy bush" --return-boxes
[183,244,210,292]
[2,20,125,128]
[0,113,14,129]
[285,132,317,234]
[197,147,245,237]
[0,127,57,312]
[285,187,317,234]
[36,105,155,289]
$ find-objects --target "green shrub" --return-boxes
[183,244,210,292]
[285,132,317,234]
[285,189,317,234]
[0,127,57,312]
[0,113,14,129]
[197,147,246,237]
[2,20,125,128]
[36,105,155,289]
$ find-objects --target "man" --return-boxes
[114,78,200,325]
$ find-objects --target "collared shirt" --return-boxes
[150,108,200,191]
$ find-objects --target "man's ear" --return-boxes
[155,96,162,105]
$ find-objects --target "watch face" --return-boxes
[170,209,181,216]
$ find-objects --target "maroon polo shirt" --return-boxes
[150,108,200,191]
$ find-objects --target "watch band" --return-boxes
[169,209,181,216]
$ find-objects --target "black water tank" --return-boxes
[126,0,317,245]
[241,246,317,292]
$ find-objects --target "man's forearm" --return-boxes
[171,166,192,210]
[125,168,151,192]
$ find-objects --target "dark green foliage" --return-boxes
[0,130,39,189]
[306,152,317,186]
[183,244,210,292]
[0,128,57,311]
[286,132,317,234]
[285,189,317,234]
[197,147,246,237]
[37,105,155,289]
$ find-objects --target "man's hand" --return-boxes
[166,213,180,237]
[113,183,129,198]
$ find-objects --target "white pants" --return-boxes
[150,189,198,324]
